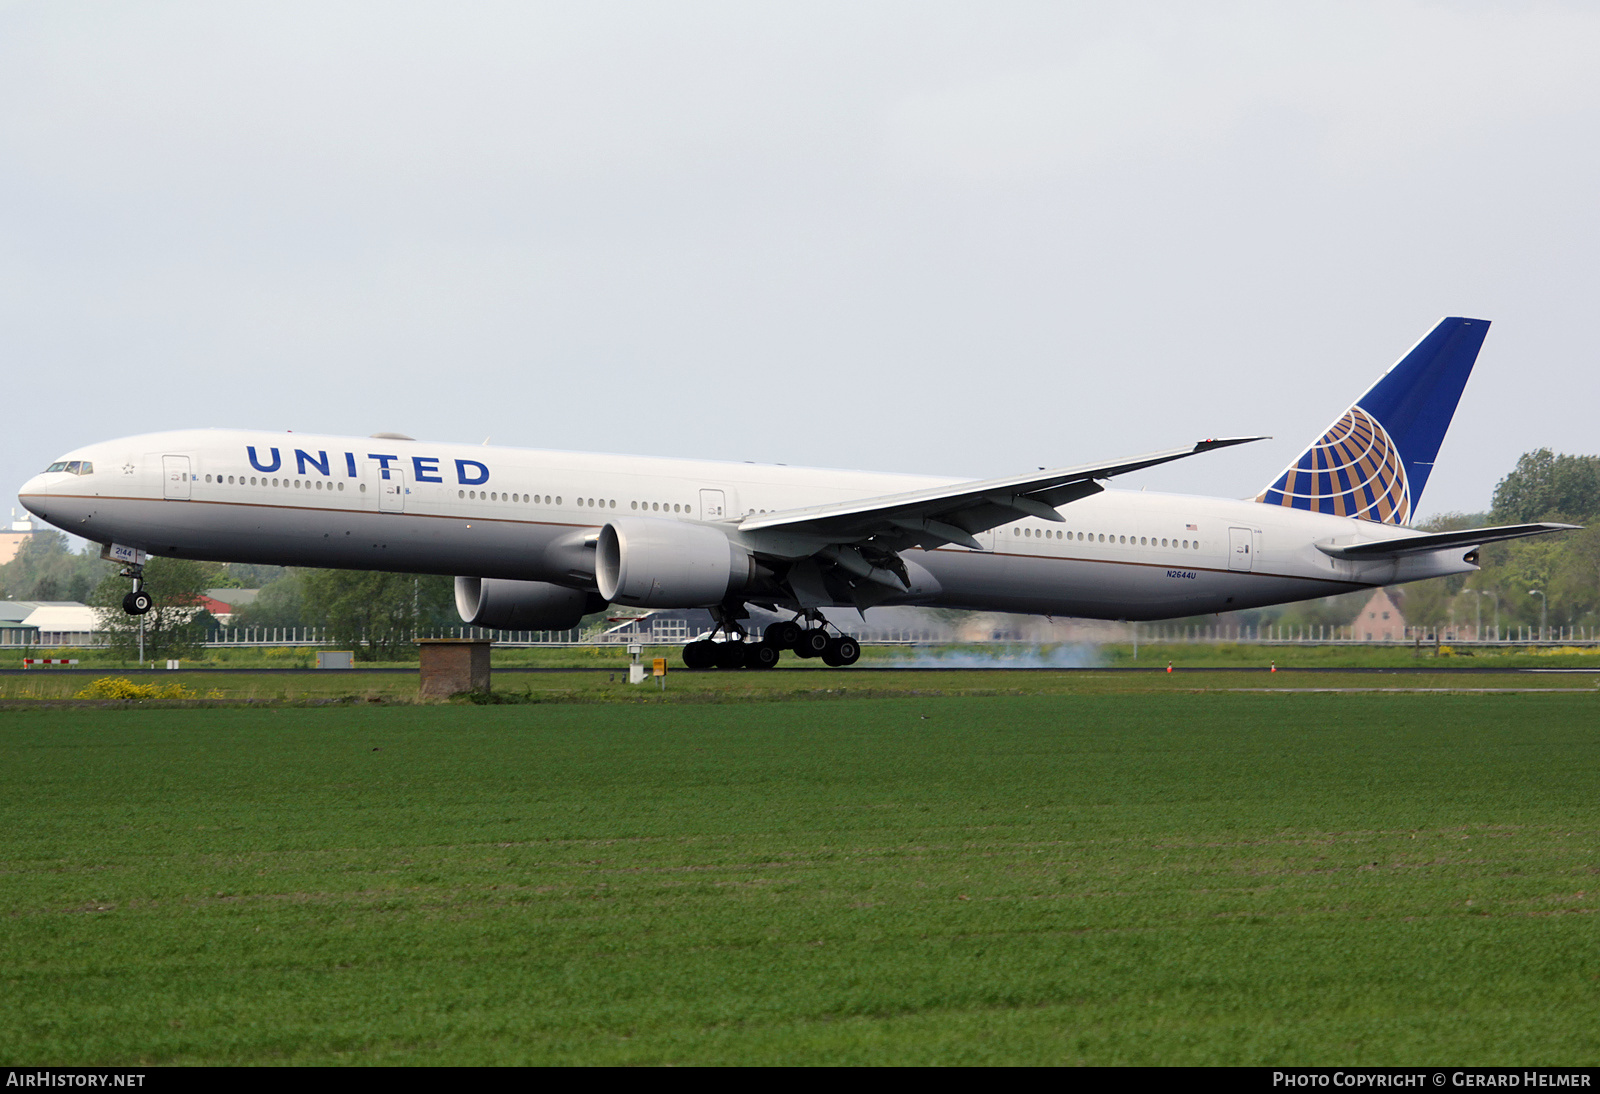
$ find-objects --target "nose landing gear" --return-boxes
[119,566,153,616]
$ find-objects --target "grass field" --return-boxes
[2,686,1598,1065]
[3,662,1598,705]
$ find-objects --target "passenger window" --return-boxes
[337,482,344,491]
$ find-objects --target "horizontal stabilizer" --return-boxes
[1314,522,1578,560]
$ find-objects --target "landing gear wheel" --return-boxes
[122,591,153,616]
[794,627,830,659]
[822,635,861,667]
[744,641,780,670]
[763,621,803,650]
[683,640,717,670]
[714,641,749,670]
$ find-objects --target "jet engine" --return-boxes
[454,577,603,630]
[596,517,755,607]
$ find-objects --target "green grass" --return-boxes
[3,664,1598,705]
[2,693,1598,1064]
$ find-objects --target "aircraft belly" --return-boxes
[71,497,579,582]
[911,548,1359,621]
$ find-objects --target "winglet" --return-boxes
[1195,436,1270,453]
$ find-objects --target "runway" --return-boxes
[3,664,1597,676]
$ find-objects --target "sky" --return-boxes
[4,0,1598,528]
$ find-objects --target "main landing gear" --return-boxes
[120,565,153,616]
[681,620,778,670]
[681,611,861,670]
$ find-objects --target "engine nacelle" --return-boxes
[596,517,754,607]
[454,577,601,630]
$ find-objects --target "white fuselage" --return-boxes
[18,428,1477,620]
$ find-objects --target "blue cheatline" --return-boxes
[1256,317,1489,525]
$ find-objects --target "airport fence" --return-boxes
[7,622,1599,652]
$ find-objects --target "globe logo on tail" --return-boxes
[1256,405,1411,524]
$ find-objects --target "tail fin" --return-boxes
[1256,317,1490,525]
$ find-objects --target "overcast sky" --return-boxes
[4,1,1598,525]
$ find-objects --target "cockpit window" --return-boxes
[45,462,69,473]
[43,461,93,475]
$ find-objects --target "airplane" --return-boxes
[16,317,1574,668]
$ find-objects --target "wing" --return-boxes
[1315,522,1579,559]
[736,437,1266,557]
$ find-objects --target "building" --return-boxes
[203,588,259,625]
[0,511,37,566]
[20,604,101,647]
[0,602,102,647]
[1356,588,1407,642]
[0,601,41,646]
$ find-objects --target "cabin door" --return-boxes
[699,489,726,520]
[379,467,406,514]
[1228,526,1253,572]
[162,455,191,500]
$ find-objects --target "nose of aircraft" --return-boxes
[18,475,49,512]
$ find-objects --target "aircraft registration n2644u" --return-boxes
[17,317,1574,668]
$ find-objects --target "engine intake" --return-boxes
[596,517,753,607]
[454,577,602,631]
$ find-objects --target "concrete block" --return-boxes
[419,640,491,699]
